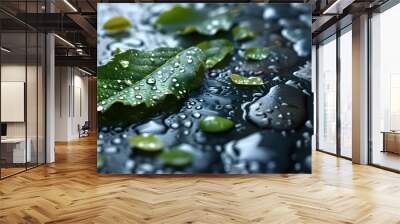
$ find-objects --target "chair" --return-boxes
[78,121,90,138]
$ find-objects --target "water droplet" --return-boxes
[112,137,121,144]
[192,112,201,119]
[97,106,103,111]
[195,105,202,110]
[187,58,193,64]
[183,120,192,128]
[135,95,142,99]
[296,140,302,148]
[305,120,313,129]
[209,72,217,78]
[172,78,177,83]
[278,114,284,119]
[179,114,187,119]
[125,160,135,169]
[120,60,129,68]
[174,62,180,67]
[105,146,118,154]
[146,78,156,85]
[170,123,179,129]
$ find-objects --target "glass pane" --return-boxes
[38,32,45,165]
[1,31,27,177]
[317,37,337,154]
[27,31,38,169]
[339,28,352,158]
[371,4,400,171]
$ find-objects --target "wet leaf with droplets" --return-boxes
[155,6,238,36]
[159,148,193,167]
[229,73,265,86]
[243,47,274,60]
[200,115,235,133]
[128,134,164,152]
[98,47,206,121]
[232,26,256,41]
[103,16,132,33]
[197,39,233,69]
[98,47,182,102]
[97,153,106,168]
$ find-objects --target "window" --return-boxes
[317,36,337,154]
[339,27,352,158]
[370,3,400,171]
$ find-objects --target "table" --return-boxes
[381,131,400,154]
[1,138,31,163]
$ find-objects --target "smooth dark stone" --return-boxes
[247,84,307,130]
[282,28,308,43]
[293,62,311,81]
[294,38,311,57]
[223,131,292,172]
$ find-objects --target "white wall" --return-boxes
[54,67,89,141]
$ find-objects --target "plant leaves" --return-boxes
[103,16,132,33]
[200,115,235,133]
[97,47,182,102]
[230,74,265,86]
[155,6,237,36]
[197,39,233,69]
[232,26,256,41]
[243,47,274,60]
[97,153,105,168]
[128,134,164,152]
[97,47,206,114]
[159,148,193,167]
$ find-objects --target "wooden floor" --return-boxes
[1,136,400,224]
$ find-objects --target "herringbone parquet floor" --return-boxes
[1,135,400,224]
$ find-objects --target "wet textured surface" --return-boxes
[97,3,313,174]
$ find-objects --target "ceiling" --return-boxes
[0,0,391,74]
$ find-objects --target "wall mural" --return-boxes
[97,3,313,174]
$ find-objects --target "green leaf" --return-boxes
[128,134,164,152]
[97,47,182,102]
[243,47,274,60]
[230,74,265,86]
[103,16,132,33]
[97,153,105,168]
[155,6,238,36]
[232,26,256,41]
[97,47,205,113]
[200,115,235,133]
[197,39,233,69]
[159,148,193,167]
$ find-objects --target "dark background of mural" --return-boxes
[97,3,313,174]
